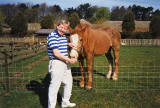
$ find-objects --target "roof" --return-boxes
[35,29,54,35]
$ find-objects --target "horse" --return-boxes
[69,23,121,89]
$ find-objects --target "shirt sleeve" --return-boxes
[47,33,59,50]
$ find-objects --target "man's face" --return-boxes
[57,24,68,34]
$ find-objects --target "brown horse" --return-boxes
[69,23,121,89]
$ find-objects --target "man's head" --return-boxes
[57,20,70,35]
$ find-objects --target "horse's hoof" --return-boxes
[79,84,84,88]
[106,71,112,79]
[112,75,118,81]
[79,82,85,88]
[85,85,92,90]
[106,75,111,79]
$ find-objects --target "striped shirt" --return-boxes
[47,29,68,60]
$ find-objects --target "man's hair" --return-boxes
[57,20,70,27]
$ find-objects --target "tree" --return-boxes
[49,5,62,19]
[111,6,127,21]
[0,9,6,34]
[122,10,135,38]
[149,16,160,38]
[87,6,98,22]
[40,14,53,29]
[39,3,47,17]
[26,8,39,23]
[76,3,94,19]
[0,9,5,23]
[152,9,160,17]
[131,4,153,21]
[64,7,77,17]
[31,4,39,22]
[0,26,2,35]
[68,12,80,28]
[93,7,110,24]
[17,3,28,13]
[10,12,27,36]
[65,4,97,22]
[0,4,17,25]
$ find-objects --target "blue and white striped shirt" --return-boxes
[47,29,68,60]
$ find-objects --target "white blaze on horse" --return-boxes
[69,34,79,59]
[69,23,121,89]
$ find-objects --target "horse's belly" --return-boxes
[94,46,110,55]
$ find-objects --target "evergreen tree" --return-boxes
[11,12,27,36]
[40,14,53,29]
[68,12,80,28]
[0,9,6,34]
[150,16,160,38]
[122,10,135,38]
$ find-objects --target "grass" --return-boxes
[0,46,160,108]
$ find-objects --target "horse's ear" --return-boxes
[76,23,88,32]
[68,26,75,34]
[80,24,88,31]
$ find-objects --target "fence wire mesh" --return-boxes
[0,46,160,93]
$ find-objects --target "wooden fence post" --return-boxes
[9,42,14,64]
[2,49,10,96]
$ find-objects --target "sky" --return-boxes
[0,0,159,10]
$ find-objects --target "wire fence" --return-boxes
[0,44,160,96]
[0,54,159,94]
[0,64,159,93]
[0,42,47,95]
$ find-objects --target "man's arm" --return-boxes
[53,49,77,64]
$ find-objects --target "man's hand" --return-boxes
[68,58,77,64]
[68,43,76,48]
[53,49,77,64]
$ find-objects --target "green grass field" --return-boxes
[0,46,160,108]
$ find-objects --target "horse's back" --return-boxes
[86,28,112,55]
[99,27,121,48]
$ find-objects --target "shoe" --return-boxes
[61,102,76,108]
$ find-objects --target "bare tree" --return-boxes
[39,3,47,17]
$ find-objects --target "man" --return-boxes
[47,20,77,108]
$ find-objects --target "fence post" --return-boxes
[10,42,14,64]
[2,50,10,96]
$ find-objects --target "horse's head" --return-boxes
[75,23,88,37]
[68,26,83,59]
[68,24,89,58]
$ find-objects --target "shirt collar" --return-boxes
[54,29,65,37]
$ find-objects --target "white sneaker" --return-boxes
[61,102,76,108]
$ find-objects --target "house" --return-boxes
[28,23,41,32]
[35,29,54,36]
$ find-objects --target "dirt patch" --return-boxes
[24,56,48,69]
[12,56,48,78]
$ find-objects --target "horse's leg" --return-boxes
[79,56,85,88]
[105,47,113,79]
[86,54,93,89]
[112,48,120,80]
